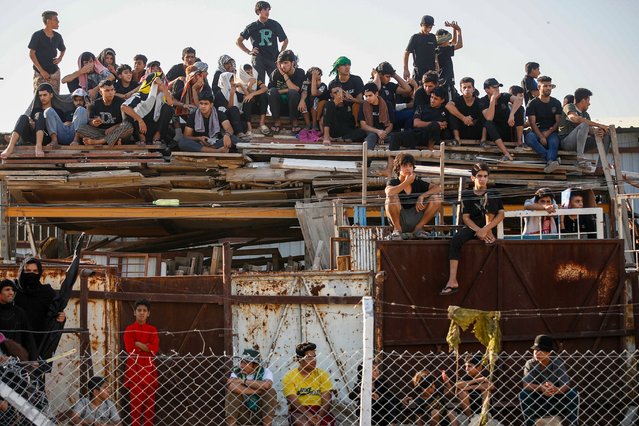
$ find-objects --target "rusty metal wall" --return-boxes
[0,264,120,417]
[377,240,627,353]
[232,271,372,419]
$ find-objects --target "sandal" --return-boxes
[270,125,280,133]
[479,140,490,149]
[445,139,460,147]
[260,125,271,135]
[499,154,513,162]
[291,126,302,134]
[439,285,459,296]
[389,230,403,241]
[413,230,430,239]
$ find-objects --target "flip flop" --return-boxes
[439,285,459,296]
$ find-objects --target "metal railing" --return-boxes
[497,208,605,240]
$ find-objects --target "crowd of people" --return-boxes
[2,3,611,177]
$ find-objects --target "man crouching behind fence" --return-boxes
[226,348,278,426]
[519,335,579,426]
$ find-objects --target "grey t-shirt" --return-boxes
[522,356,570,386]
[72,397,121,423]
[559,103,591,138]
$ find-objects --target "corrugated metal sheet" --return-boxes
[347,226,390,271]
[0,264,120,415]
[618,130,639,194]
[232,271,372,418]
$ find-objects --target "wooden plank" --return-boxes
[237,142,362,151]
[271,157,360,172]
[6,206,298,219]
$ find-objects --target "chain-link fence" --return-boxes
[1,349,638,425]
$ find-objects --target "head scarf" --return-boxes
[218,55,236,73]
[77,52,108,91]
[237,65,258,91]
[329,56,351,76]
[218,72,239,106]
[97,48,117,68]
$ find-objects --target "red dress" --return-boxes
[124,322,159,426]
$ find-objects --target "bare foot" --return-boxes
[35,147,45,157]
[48,140,59,148]
[70,141,79,146]
[1,146,14,159]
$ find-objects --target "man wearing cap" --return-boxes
[237,1,288,85]
[226,348,277,426]
[404,15,438,82]
[372,61,412,124]
[0,279,38,361]
[44,87,89,146]
[77,80,133,146]
[524,76,563,173]
[453,353,496,424]
[519,335,579,426]
[282,342,335,425]
[480,78,521,161]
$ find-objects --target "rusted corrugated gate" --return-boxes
[376,239,629,353]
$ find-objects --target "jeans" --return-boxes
[393,108,414,131]
[560,122,611,158]
[519,389,579,426]
[525,131,559,162]
[44,106,88,145]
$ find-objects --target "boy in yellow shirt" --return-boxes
[282,342,334,425]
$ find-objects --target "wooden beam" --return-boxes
[5,206,297,219]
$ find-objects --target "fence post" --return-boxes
[359,296,374,426]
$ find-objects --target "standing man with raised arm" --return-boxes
[29,11,65,93]
[237,1,288,85]
[404,15,437,82]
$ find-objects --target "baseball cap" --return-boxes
[193,61,208,73]
[483,78,503,89]
[71,88,88,98]
[376,61,395,75]
[239,348,262,364]
[421,15,435,26]
[531,334,555,352]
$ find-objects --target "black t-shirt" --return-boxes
[330,75,364,108]
[324,100,355,137]
[90,97,124,129]
[185,110,228,138]
[415,104,447,123]
[436,45,455,83]
[268,68,306,91]
[521,75,538,104]
[386,177,431,210]
[406,33,437,73]
[564,214,596,238]
[526,97,562,131]
[413,87,431,108]
[358,103,384,130]
[240,19,287,62]
[379,81,398,116]
[452,95,484,122]
[301,79,329,101]
[114,80,139,95]
[166,63,186,82]
[461,189,504,227]
[480,93,512,125]
[28,29,66,74]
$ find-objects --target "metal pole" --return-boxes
[362,142,367,206]
[439,142,446,225]
[223,242,233,356]
[359,296,374,426]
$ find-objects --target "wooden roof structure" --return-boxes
[0,120,614,253]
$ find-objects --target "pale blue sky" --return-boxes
[1,0,638,131]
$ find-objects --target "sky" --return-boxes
[1,0,638,131]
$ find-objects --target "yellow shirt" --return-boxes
[282,368,333,407]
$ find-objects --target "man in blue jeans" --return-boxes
[524,76,562,173]
[520,335,579,425]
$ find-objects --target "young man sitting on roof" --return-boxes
[77,80,133,146]
[177,94,238,153]
[322,81,366,146]
[385,153,442,240]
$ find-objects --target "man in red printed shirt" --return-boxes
[124,299,159,426]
